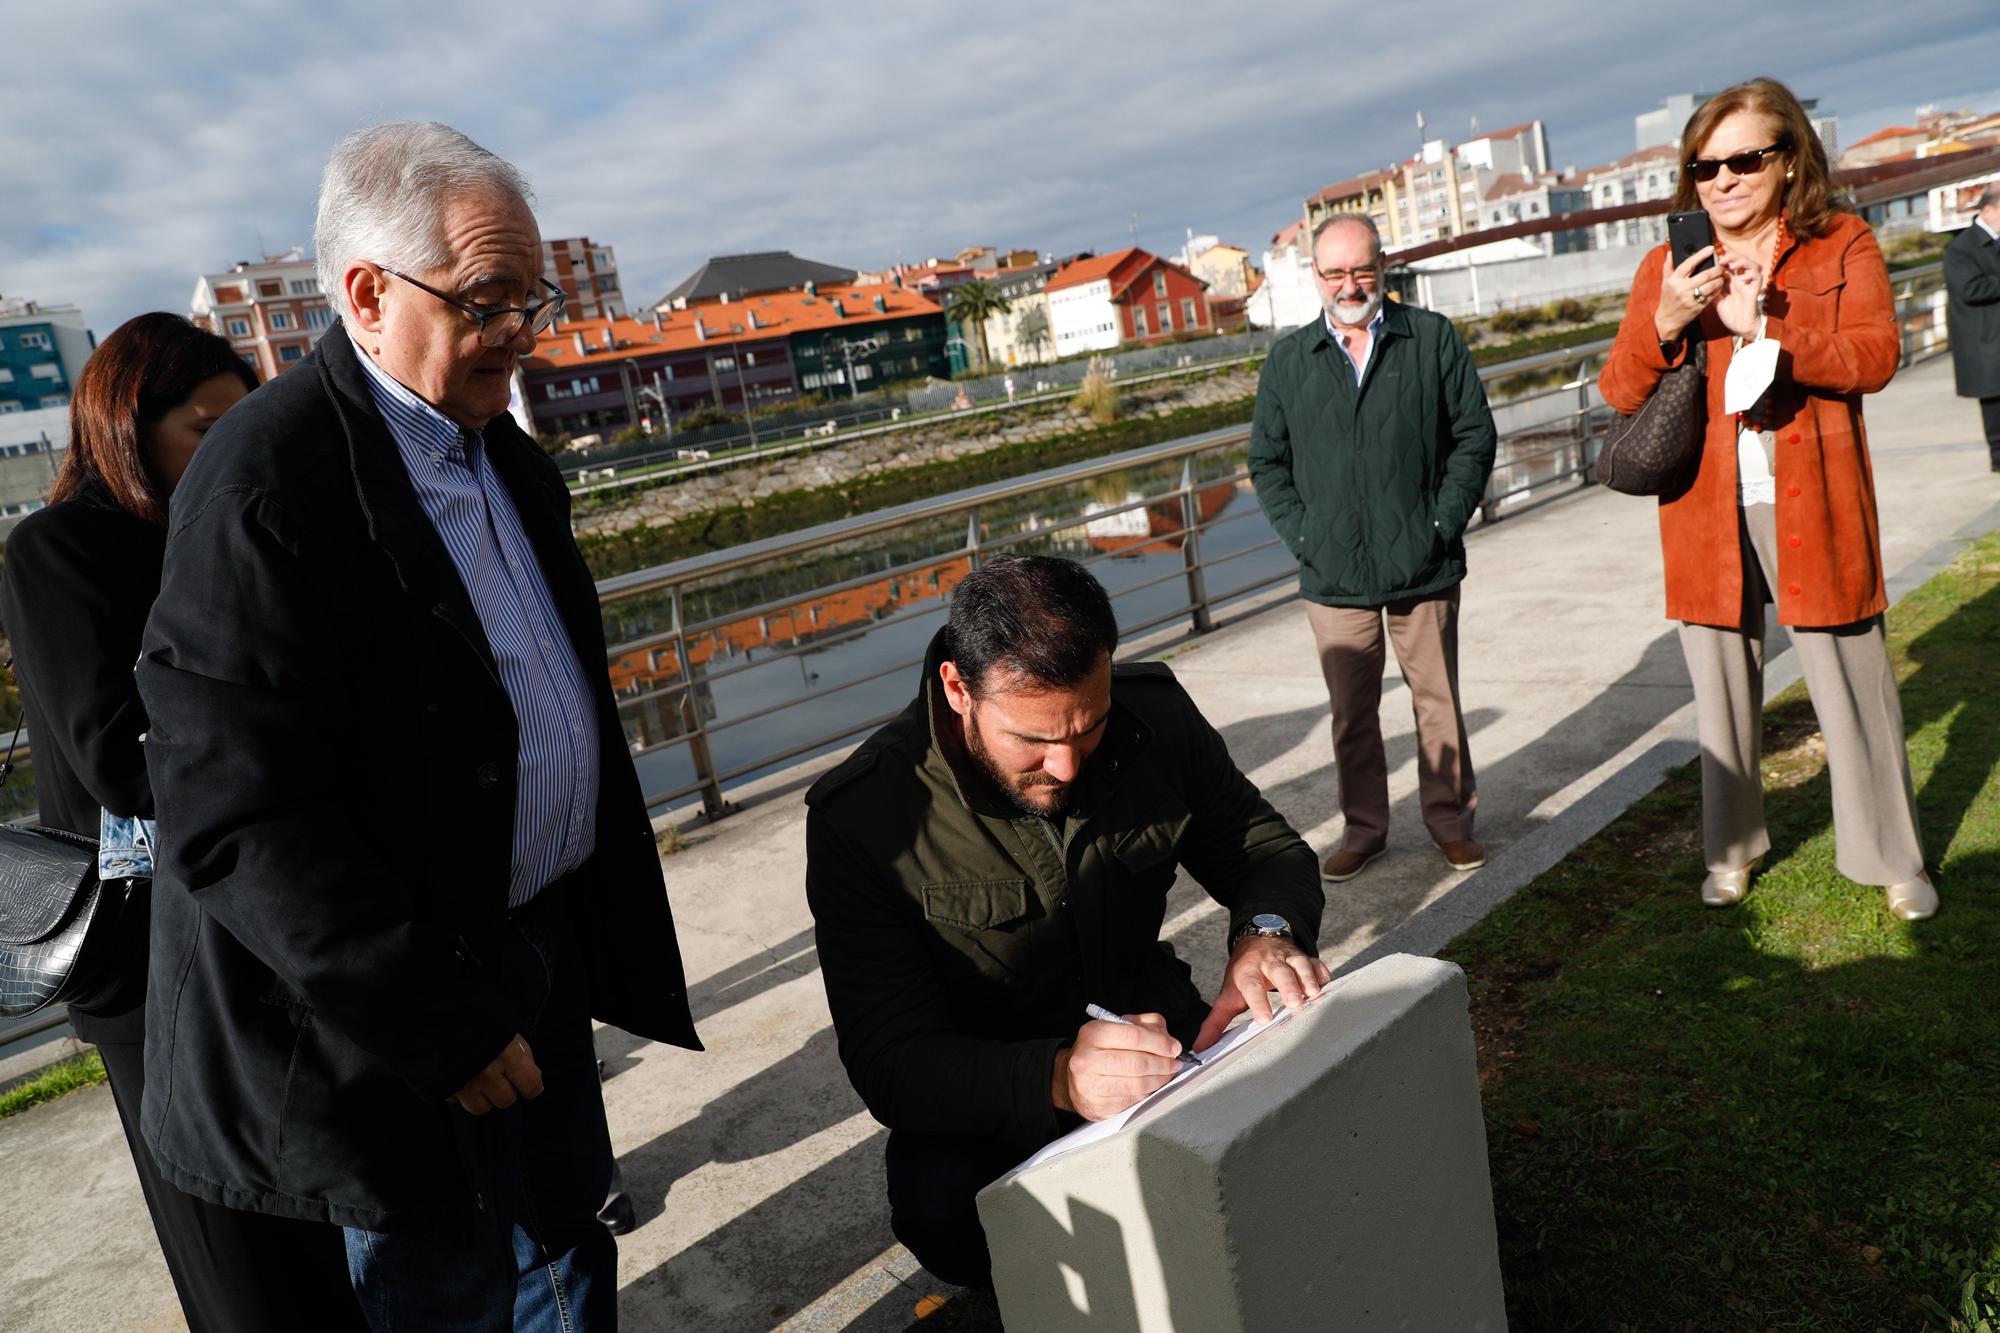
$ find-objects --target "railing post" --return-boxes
[669,585,730,822]
[965,507,983,570]
[1179,457,1214,633]
[1576,367,1596,486]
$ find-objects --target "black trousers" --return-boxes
[1981,396,2000,468]
[96,1037,367,1332]
[884,1130,1036,1290]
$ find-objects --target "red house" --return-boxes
[1044,248,1211,357]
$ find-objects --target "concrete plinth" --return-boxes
[977,954,1505,1332]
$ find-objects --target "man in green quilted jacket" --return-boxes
[805,555,1325,1291]
[1248,214,1497,883]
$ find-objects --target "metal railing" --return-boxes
[597,263,1953,821]
[598,334,1630,820]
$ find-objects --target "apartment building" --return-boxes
[0,297,92,417]
[1044,248,1210,358]
[189,248,332,378]
[1303,120,1552,249]
[543,237,624,320]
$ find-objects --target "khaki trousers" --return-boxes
[1305,588,1476,853]
[1677,502,1925,884]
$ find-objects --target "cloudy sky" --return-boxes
[6,0,1997,335]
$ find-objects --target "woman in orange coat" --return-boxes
[1600,77,1935,920]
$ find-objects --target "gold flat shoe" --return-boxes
[1885,872,1938,922]
[1701,858,1760,908]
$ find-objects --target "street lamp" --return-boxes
[636,372,672,441]
[829,335,884,401]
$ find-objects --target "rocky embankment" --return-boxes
[572,364,1262,539]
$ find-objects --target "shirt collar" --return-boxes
[350,335,481,466]
[1977,215,2000,243]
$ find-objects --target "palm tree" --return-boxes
[946,280,1012,373]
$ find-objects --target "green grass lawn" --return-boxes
[1445,531,2000,1330]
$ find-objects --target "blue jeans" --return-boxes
[344,886,617,1332]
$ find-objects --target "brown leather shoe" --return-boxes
[1440,840,1486,871]
[1321,847,1385,882]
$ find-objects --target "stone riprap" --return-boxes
[571,366,1262,540]
[977,954,1506,1333]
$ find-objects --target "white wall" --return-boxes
[1049,279,1120,357]
[1250,243,1320,330]
[1410,245,1650,317]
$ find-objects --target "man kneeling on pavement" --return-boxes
[805,555,1327,1289]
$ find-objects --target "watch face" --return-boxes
[1251,913,1289,933]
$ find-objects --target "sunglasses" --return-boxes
[1686,143,1788,183]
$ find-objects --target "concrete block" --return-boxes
[977,954,1505,1332]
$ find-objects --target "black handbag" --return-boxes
[0,666,146,1018]
[1598,337,1707,496]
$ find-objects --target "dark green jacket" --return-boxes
[1247,301,1497,606]
[804,631,1322,1151]
[1945,222,2000,400]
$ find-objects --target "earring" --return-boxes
[1785,169,1794,180]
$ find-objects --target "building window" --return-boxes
[713,356,737,372]
[29,363,59,380]
[289,278,319,295]
[270,310,296,330]
[226,317,251,337]
[1157,301,1172,331]
[40,394,69,408]
[1133,308,1148,338]
[18,331,51,350]
[1183,297,1198,326]
[306,308,334,331]
[257,280,284,297]
[0,368,11,383]
[0,402,22,414]
[279,345,305,363]
[1153,271,1167,297]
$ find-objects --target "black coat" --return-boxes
[1945,222,2000,400]
[134,327,698,1231]
[0,482,162,1041]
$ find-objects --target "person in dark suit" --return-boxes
[0,313,365,1331]
[1944,187,2000,473]
[134,122,699,1331]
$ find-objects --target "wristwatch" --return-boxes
[1229,913,1292,951]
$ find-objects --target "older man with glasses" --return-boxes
[135,122,698,1331]
[1248,213,1497,885]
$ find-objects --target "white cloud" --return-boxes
[3,0,1995,336]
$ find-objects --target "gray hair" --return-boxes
[1310,213,1382,263]
[314,122,535,322]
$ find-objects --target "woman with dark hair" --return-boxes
[0,313,364,1330]
[1600,77,1936,920]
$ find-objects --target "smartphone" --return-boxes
[1667,210,1715,275]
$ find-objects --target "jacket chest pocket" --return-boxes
[1781,271,1844,326]
[922,878,1037,981]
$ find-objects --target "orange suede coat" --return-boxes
[1600,212,1898,628]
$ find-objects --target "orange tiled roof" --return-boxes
[1479,121,1538,142]
[522,281,938,371]
[1849,125,1927,150]
[1044,247,1144,293]
[1271,219,1306,248]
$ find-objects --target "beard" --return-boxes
[1322,287,1383,328]
[964,709,1076,818]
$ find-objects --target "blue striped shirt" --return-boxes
[354,341,599,907]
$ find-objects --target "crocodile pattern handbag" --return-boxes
[1598,337,1707,497]
[0,669,146,1018]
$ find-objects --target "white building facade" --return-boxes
[1047,277,1120,358]
[189,248,333,379]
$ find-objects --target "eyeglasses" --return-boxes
[1686,143,1788,183]
[374,265,567,347]
[1314,265,1381,287]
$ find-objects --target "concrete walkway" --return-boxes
[1,355,1992,1332]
